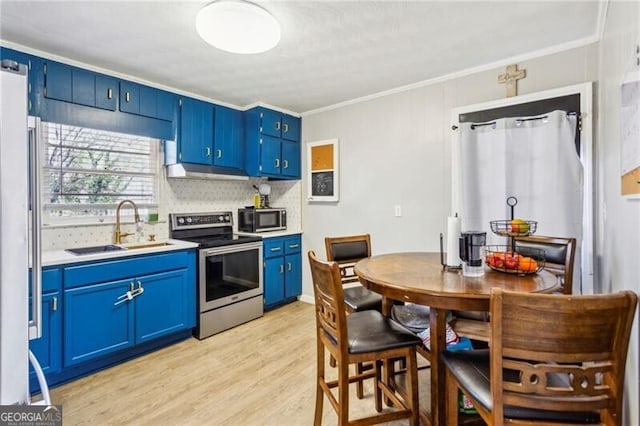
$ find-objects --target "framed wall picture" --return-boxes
[307,139,339,202]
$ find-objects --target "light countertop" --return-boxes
[43,238,198,267]
[237,230,303,238]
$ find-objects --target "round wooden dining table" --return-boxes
[354,252,559,426]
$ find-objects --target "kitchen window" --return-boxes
[41,122,159,224]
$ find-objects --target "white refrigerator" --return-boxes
[0,59,50,405]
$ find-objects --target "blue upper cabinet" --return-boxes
[179,97,214,164]
[44,61,118,111]
[245,107,301,179]
[120,82,175,121]
[213,105,244,169]
[281,114,300,142]
[176,98,244,171]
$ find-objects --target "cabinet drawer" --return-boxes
[284,235,301,254]
[64,251,190,289]
[263,239,285,258]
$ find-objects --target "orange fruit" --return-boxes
[518,257,538,273]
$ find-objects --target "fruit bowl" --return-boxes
[490,219,538,237]
[485,245,545,275]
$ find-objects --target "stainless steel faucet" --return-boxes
[114,199,141,244]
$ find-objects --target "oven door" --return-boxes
[198,241,263,312]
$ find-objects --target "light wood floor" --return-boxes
[47,302,431,425]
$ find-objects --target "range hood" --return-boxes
[166,163,249,180]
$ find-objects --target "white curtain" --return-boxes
[457,110,583,289]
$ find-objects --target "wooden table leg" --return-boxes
[430,307,447,426]
[382,296,394,406]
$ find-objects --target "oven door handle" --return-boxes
[201,242,263,256]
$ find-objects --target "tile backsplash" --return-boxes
[42,175,302,251]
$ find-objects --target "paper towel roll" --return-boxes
[446,215,461,266]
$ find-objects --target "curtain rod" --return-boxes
[451,111,578,130]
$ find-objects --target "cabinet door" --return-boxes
[281,115,300,142]
[260,109,282,138]
[284,253,302,299]
[260,135,281,176]
[179,97,214,165]
[156,90,176,121]
[264,257,285,306]
[139,85,157,118]
[29,292,61,380]
[44,62,72,102]
[95,75,118,110]
[213,105,244,169]
[64,280,134,366]
[281,140,300,178]
[120,81,140,114]
[71,68,95,107]
[135,269,191,344]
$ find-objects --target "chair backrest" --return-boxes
[514,235,576,294]
[490,288,637,425]
[308,250,348,353]
[324,234,371,285]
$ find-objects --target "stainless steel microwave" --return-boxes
[238,208,287,233]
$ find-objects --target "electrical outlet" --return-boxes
[394,205,402,217]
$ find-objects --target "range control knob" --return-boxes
[186,217,192,223]
[218,215,225,221]
[224,215,231,222]
[177,217,185,224]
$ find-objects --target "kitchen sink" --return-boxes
[65,244,125,255]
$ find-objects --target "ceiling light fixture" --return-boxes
[195,0,281,54]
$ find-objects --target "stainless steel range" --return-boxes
[169,212,263,339]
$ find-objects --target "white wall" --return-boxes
[597,1,640,424]
[301,43,597,296]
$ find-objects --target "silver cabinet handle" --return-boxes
[287,262,292,271]
[283,123,289,133]
[275,121,281,131]
[270,247,281,252]
[125,92,130,103]
[52,296,57,312]
[283,160,288,169]
[275,158,280,168]
[279,264,284,274]
[288,244,299,249]
[107,88,113,99]
[216,149,222,159]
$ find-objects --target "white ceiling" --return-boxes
[0,1,603,114]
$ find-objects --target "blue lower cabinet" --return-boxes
[29,268,62,389]
[135,269,191,343]
[28,250,197,391]
[64,279,135,366]
[263,234,302,308]
[29,292,61,380]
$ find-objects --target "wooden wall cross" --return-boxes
[498,64,526,97]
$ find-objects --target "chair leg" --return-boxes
[406,351,419,426]
[374,360,383,412]
[338,355,350,426]
[356,362,364,399]
[445,368,460,426]
[314,339,325,426]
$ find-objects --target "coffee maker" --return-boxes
[459,231,486,277]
